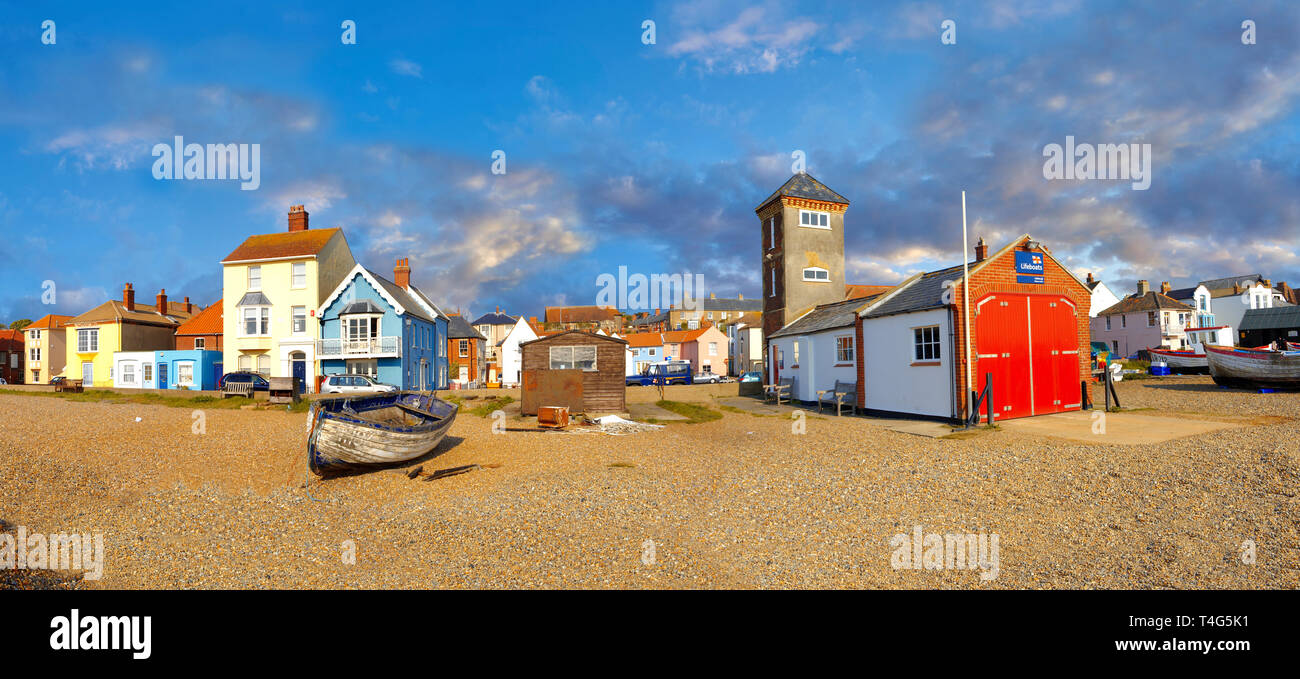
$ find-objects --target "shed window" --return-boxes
[913,326,941,361]
[549,345,597,371]
[836,336,854,363]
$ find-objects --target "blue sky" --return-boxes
[2,0,1299,323]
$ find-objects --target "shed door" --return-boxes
[975,294,1079,421]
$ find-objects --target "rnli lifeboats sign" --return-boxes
[1015,251,1045,284]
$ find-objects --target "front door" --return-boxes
[158,363,169,390]
[212,362,223,391]
[459,365,468,382]
[291,353,306,393]
[82,362,93,385]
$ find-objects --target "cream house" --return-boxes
[220,205,356,393]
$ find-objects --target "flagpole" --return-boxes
[962,191,972,424]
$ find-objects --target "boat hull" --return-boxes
[1147,348,1207,372]
[308,392,459,474]
[1205,345,1300,389]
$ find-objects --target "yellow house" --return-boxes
[63,286,198,386]
[221,205,356,393]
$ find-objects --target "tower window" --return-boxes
[769,267,776,297]
[799,210,830,229]
[802,267,830,282]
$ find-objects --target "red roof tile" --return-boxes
[175,300,223,336]
[221,228,341,263]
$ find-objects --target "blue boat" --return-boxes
[307,391,459,474]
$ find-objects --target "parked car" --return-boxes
[694,372,722,384]
[626,360,694,386]
[218,371,271,391]
[739,371,762,383]
[321,373,398,394]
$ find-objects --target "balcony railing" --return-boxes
[317,336,401,358]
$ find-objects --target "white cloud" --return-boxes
[390,58,423,78]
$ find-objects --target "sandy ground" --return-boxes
[1,375,1297,589]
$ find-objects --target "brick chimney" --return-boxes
[1086,272,1096,285]
[1136,280,1150,296]
[975,237,988,262]
[123,283,135,312]
[156,288,168,313]
[394,257,411,288]
[184,296,192,313]
[1160,281,1171,295]
[287,204,309,232]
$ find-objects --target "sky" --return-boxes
[2,0,1299,323]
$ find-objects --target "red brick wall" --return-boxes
[951,239,1092,416]
[176,334,222,351]
[449,337,480,382]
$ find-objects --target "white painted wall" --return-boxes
[861,308,952,418]
[767,327,858,402]
[113,351,157,389]
[1209,284,1275,336]
[1088,281,1121,317]
[497,318,538,386]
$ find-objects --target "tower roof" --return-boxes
[755,173,849,211]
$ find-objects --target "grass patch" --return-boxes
[466,395,513,417]
[654,400,723,424]
[0,388,259,410]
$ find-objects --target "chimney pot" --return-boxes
[394,257,411,288]
[975,237,988,262]
[288,204,309,232]
[1137,280,1150,296]
[1086,272,1095,284]
[123,283,135,312]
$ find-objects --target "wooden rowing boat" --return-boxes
[1205,344,1300,389]
[308,391,459,474]
[1147,347,1207,372]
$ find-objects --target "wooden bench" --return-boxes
[816,380,857,416]
[763,377,794,405]
[55,379,83,394]
[222,382,254,399]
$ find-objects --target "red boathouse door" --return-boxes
[974,294,1080,422]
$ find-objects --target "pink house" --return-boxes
[1090,281,1195,357]
[663,326,729,375]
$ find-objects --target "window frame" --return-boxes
[835,335,854,364]
[77,328,99,353]
[548,345,598,371]
[798,209,830,230]
[290,262,307,289]
[247,265,262,291]
[912,325,942,363]
[802,267,830,282]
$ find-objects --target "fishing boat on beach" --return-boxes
[1205,344,1300,389]
[307,391,459,474]
[1147,347,1207,373]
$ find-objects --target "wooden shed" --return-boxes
[519,330,628,416]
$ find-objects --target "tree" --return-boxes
[7,319,31,331]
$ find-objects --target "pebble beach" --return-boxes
[1,376,1297,589]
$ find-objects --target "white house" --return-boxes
[766,298,867,403]
[496,316,538,387]
[1168,275,1283,341]
[1085,273,1121,318]
[112,351,158,389]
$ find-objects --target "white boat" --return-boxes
[307,391,458,474]
[1205,344,1300,389]
[1147,347,1207,372]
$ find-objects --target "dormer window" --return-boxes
[799,210,830,229]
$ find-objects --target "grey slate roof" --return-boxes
[769,296,876,339]
[237,291,272,306]
[632,312,669,326]
[471,311,516,326]
[1239,306,1300,331]
[755,173,849,211]
[862,264,967,318]
[1166,286,1197,300]
[447,315,486,340]
[1200,273,1263,291]
[340,299,384,315]
[365,269,435,323]
[691,297,764,312]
